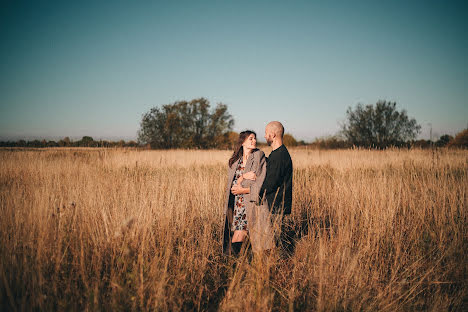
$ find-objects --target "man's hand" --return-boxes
[231,184,249,195]
[242,171,257,181]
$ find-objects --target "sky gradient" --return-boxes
[1,0,467,142]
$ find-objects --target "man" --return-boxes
[259,121,293,215]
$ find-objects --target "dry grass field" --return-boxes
[0,147,466,311]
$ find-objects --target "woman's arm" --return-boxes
[231,166,250,195]
[231,151,266,196]
[241,171,256,181]
[231,184,249,195]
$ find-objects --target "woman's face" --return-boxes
[242,134,257,150]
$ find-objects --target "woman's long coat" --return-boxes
[222,149,268,255]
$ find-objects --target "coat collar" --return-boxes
[244,149,257,172]
[229,149,258,175]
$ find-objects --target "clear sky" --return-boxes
[1,0,467,142]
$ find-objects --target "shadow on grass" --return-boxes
[278,213,334,257]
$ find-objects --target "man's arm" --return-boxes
[259,155,283,201]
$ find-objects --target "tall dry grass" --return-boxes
[0,147,466,311]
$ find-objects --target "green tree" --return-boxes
[47,140,58,147]
[411,139,431,149]
[80,136,94,147]
[138,98,234,149]
[342,100,421,148]
[29,140,41,148]
[206,103,234,148]
[436,134,453,147]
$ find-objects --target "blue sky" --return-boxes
[1,0,466,142]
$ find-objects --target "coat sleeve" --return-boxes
[247,151,266,203]
[226,163,235,201]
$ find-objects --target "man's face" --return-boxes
[264,127,273,146]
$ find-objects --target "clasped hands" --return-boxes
[231,171,257,195]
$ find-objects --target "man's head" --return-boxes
[264,121,284,146]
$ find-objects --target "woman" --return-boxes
[222,130,267,256]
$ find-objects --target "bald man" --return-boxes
[258,121,293,215]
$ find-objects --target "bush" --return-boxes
[448,129,468,148]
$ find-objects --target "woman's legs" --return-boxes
[231,242,242,255]
[231,233,251,256]
[231,230,248,243]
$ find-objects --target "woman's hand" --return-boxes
[242,171,257,181]
[231,184,249,195]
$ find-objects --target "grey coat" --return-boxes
[222,149,267,255]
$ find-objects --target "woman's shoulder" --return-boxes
[228,160,237,170]
[252,149,265,158]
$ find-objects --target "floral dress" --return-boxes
[231,158,248,231]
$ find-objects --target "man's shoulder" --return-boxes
[279,146,293,170]
[279,145,291,157]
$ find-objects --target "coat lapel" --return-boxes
[244,152,255,172]
[228,150,256,187]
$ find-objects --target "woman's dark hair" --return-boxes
[229,130,256,167]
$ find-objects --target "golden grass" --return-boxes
[0,147,466,311]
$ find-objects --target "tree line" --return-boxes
[135,98,466,149]
[0,136,139,148]
[307,132,467,149]
[1,98,466,149]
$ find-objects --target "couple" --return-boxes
[222,121,293,256]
